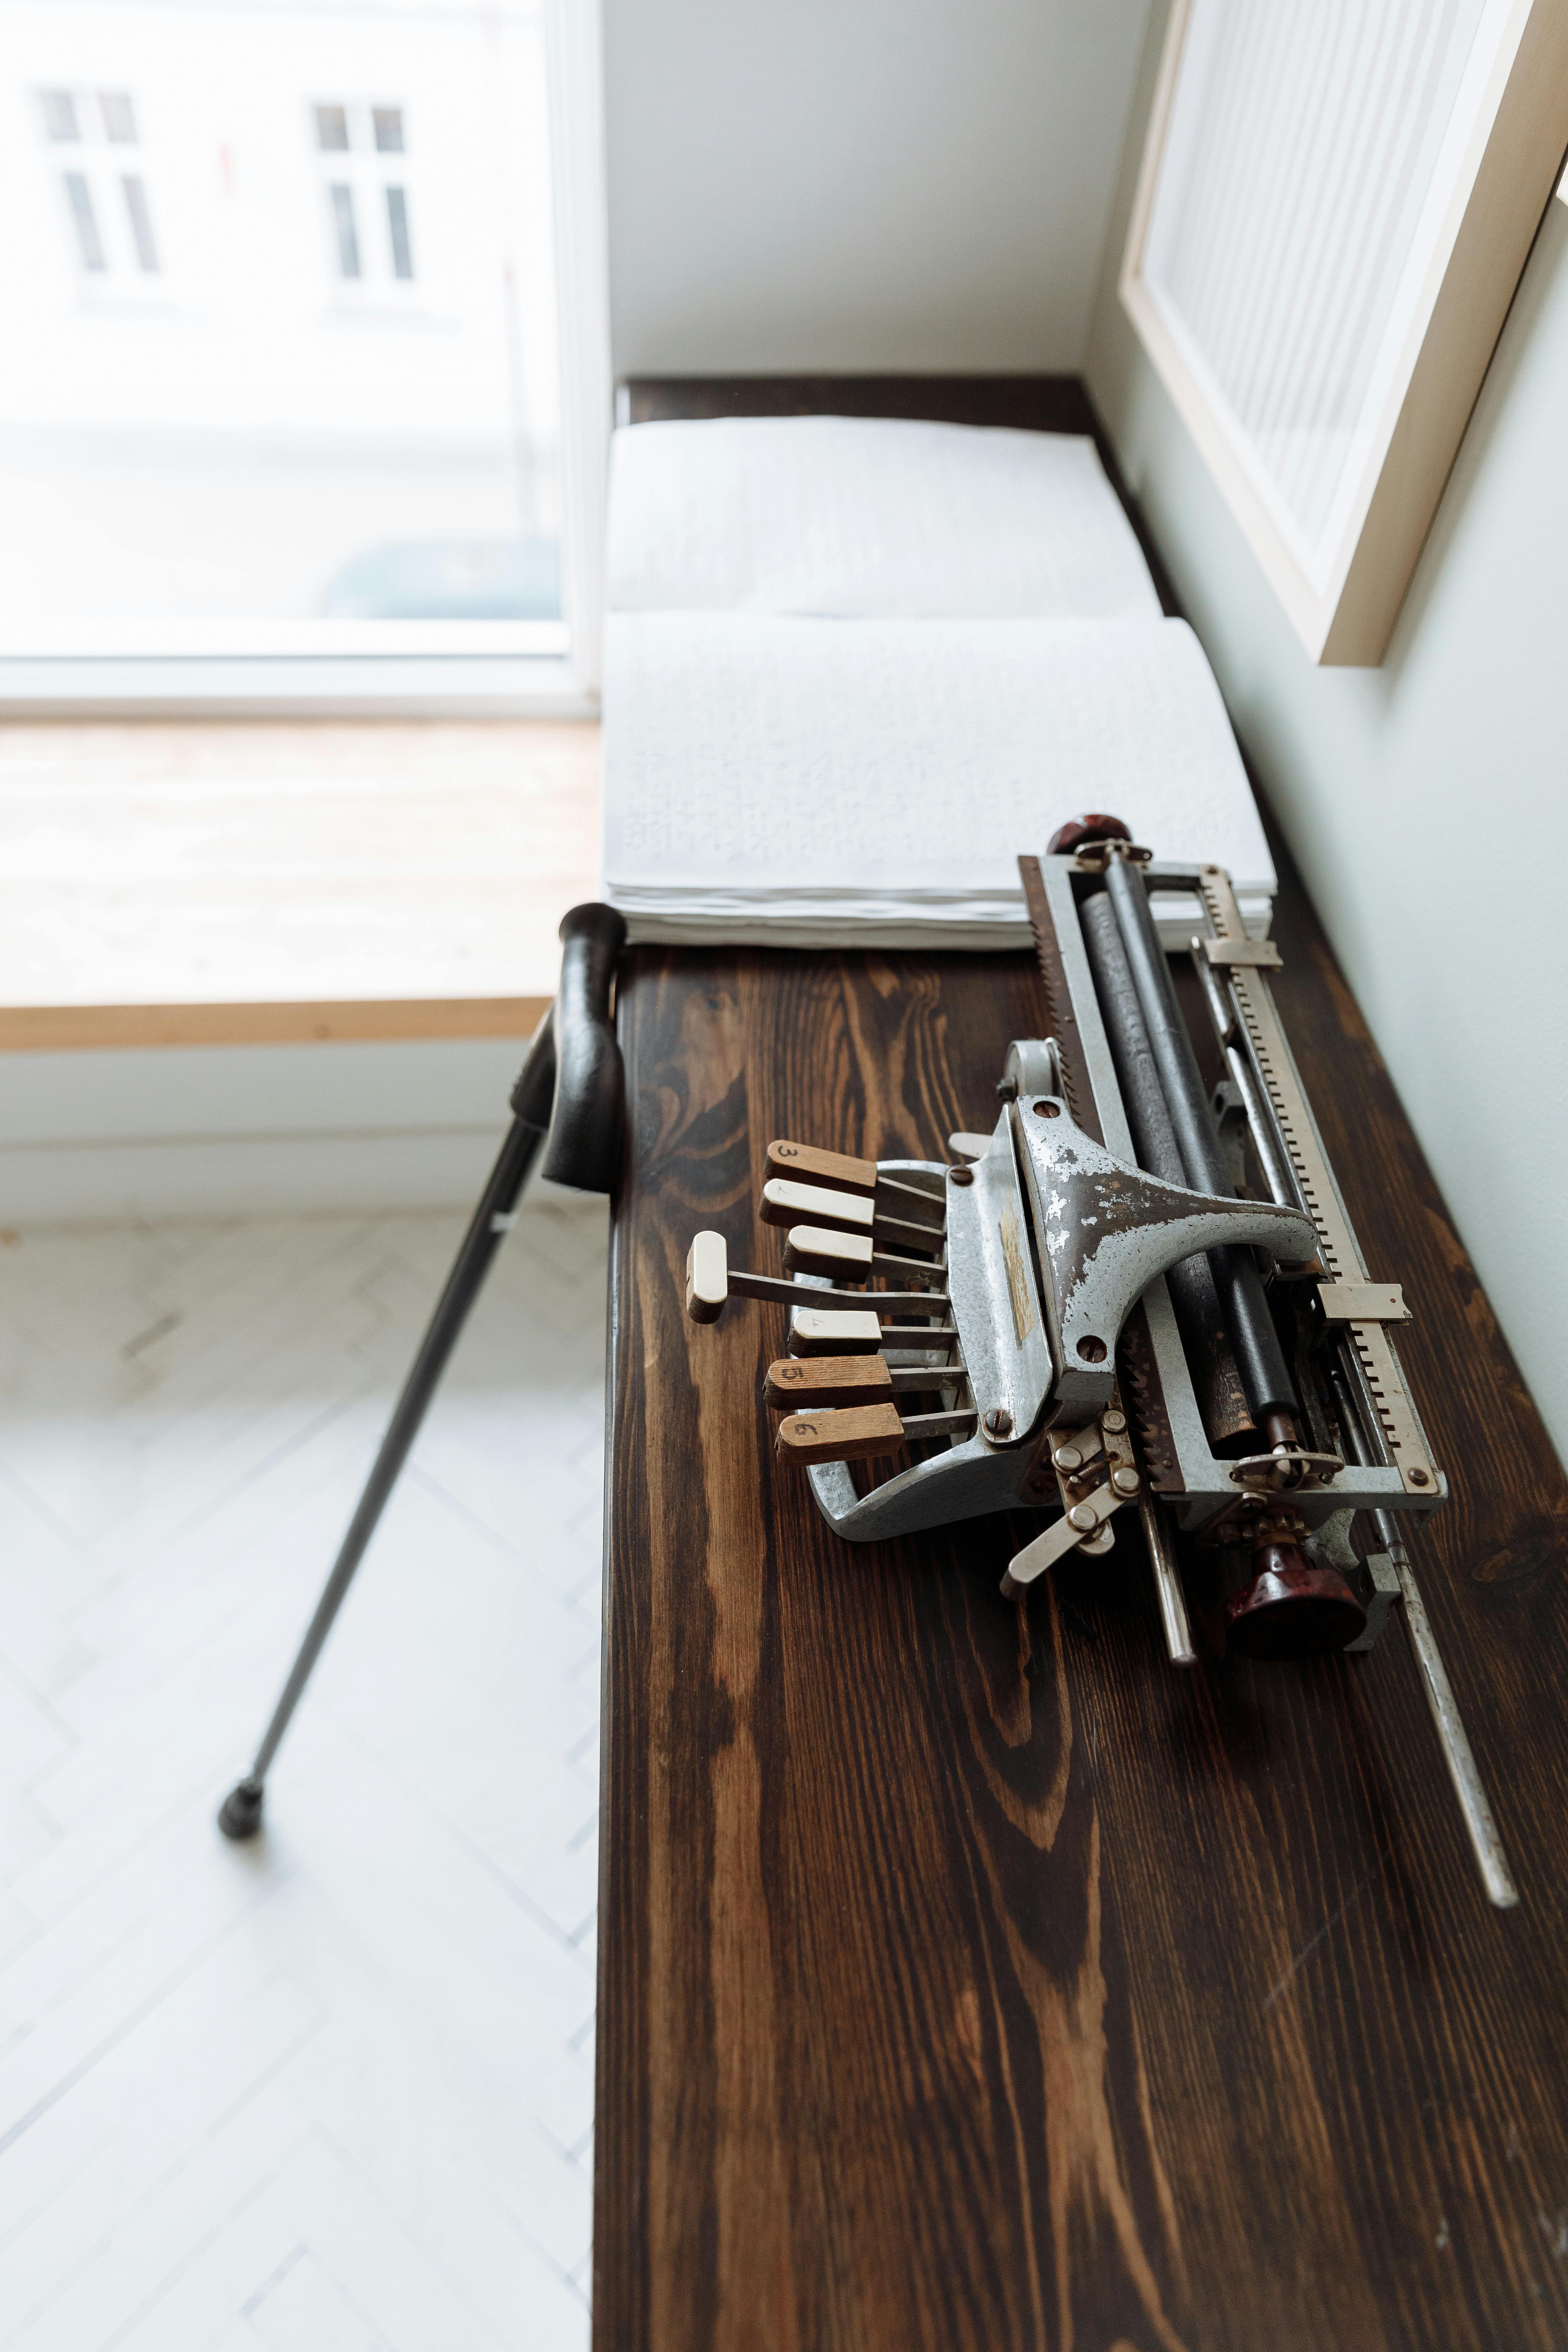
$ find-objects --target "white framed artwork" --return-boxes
[1121,0,1568,664]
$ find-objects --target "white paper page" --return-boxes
[607,416,1162,620]
[603,613,1274,923]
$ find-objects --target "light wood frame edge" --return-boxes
[0,999,553,1052]
[1119,0,1568,667]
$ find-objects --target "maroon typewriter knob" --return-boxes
[1224,1541,1368,1661]
[1046,813,1133,858]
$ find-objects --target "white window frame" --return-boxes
[0,0,611,718]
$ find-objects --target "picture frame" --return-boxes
[1120,0,1568,665]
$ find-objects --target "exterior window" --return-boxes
[312,99,418,287]
[121,175,159,272]
[99,90,137,143]
[5,5,604,704]
[329,183,361,278]
[40,88,78,142]
[63,171,105,272]
[38,80,160,283]
[385,185,413,279]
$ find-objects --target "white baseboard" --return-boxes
[0,1037,542,1223]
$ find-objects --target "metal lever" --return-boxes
[1375,1512,1519,1909]
[1001,1477,1134,1594]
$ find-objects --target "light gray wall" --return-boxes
[0,1040,524,1222]
[603,0,1151,375]
[1086,9,1568,1464]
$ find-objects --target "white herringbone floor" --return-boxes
[0,1193,608,2350]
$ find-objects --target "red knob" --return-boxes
[1046,813,1133,857]
[1224,1543,1367,1661]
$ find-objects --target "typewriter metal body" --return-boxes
[682,819,1516,1906]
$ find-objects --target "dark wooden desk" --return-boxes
[595,380,1568,2352]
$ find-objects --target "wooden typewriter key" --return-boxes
[762,1177,942,1254]
[788,1308,884,1354]
[775,1403,905,1466]
[783,1224,874,1282]
[684,1231,728,1324]
[765,1354,892,1410]
[765,1139,878,1198]
[760,1178,874,1234]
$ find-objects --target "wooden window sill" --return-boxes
[0,718,600,1051]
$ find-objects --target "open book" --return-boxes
[601,416,1274,947]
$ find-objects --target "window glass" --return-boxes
[121,175,159,272]
[4,3,567,653]
[328,181,361,278]
[63,171,105,271]
[40,88,78,142]
[99,89,138,143]
[385,184,413,280]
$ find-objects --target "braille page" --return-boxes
[602,610,1273,946]
[607,416,1163,621]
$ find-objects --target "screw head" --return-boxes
[1102,1410,1126,1434]
[1068,1503,1098,1533]
[1408,1466,1430,1486]
[1111,1466,1140,1496]
[982,1407,1013,1438]
[1054,1443,1083,1472]
[949,1163,974,1186]
[1076,1335,1107,1364]
[1032,1099,1061,1119]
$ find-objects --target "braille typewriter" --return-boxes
[682,816,1517,1907]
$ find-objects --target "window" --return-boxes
[38,83,161,282]
[312,99,418,288]
[386,186,413,281]
[100,89,138,144]
[121,174,159,271]
[62,171,105,273]
[1,0,611,710]
[328,180,361,279]
[40,87,79,142]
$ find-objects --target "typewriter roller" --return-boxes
[681,815,1518,1909]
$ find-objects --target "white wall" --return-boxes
[603,0,1151,375]
[1087,8,1568,1464]
[0,1039,528,1222]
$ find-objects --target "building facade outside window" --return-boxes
[0,0,610,709]
[40,83,162,282]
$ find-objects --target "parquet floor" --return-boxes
[0,1192,608,2348]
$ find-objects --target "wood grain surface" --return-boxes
[597,375,1567,2350]
[596,886,1568,2352]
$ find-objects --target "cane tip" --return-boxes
[218,1778,265,1841]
